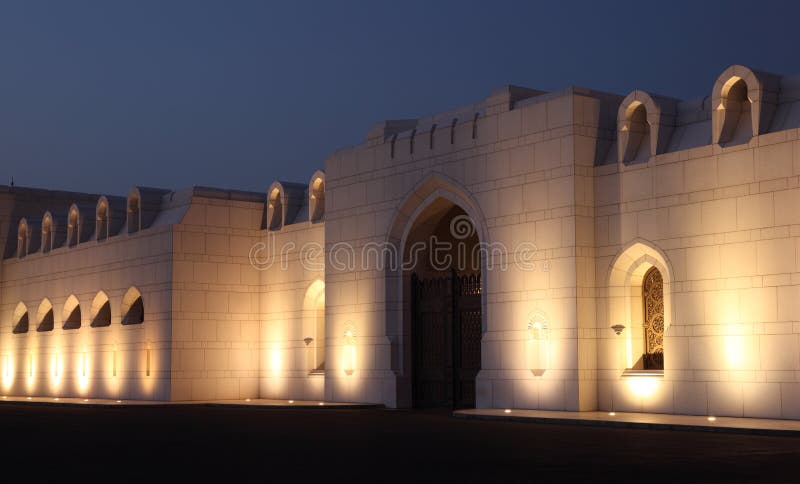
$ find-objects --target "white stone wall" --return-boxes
[257,222,325,402]
[0,225,172,400]
[324,88,591,408]
[595,130,800,419]
[170,195,262,400]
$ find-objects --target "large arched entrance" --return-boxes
[402,198,482,408]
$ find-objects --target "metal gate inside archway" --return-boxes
[411,272,481,409]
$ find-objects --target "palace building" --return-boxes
[3,64,800,419]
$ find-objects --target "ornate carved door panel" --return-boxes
[642,267,664,370]
[412,272,482,408]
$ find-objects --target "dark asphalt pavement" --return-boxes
[0,404,797,482]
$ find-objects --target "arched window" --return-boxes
[717,76,752,146]
[127,189,141,234]
[121,287,144,325]
[620,102,651,163]
[12,302,29,334]
[62,295,81,330]
[17,219,29,258]
[90,291,111,327]
[309,172,325,223]
[36,299,54,332]
[267,186,283,230]
[642,267,664,370]
[608,240,672,375]
[42,212,54,253]
[96,198,109,242]
[67,205,80,248]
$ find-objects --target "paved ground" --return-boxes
[0,404,798,482]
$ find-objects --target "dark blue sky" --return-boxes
[1,0,799,195]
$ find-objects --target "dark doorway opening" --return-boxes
[412,271,481,409]
[402,200,483,409]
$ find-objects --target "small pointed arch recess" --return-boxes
[90,291,111,327]
[121,287,144,325]
[12,302,29,334]
[309,170,326,223]
[62,294,81,330]
[17,218,29,258]
[450,118,457,145]
[471,113,479,139]
[41,211,54,253]
[67,204,80,247]
[127,188,141,234]
[266,182,284,231]
[36,298,54,332]
[303,279,326,373]
[619,101,651,163]
[96,196,110,242]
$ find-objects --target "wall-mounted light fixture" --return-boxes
[611,324,625,336]
[342,322,356,376]
[526,312,549,377]
[146,344,151,377]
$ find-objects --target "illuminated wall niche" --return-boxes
[525,311,550,377]
[342,322,356,376]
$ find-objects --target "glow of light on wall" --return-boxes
[270,347,282,375]
[112,345,117,377]
[626,377,658,398]
[723,335,746,369]
[77,348,90,392]
[2,355,13,390]
[28,353,33,379]
[51,352,62,379]
[525,312,549,376]
[342,322,356,376]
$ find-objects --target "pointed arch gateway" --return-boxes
[385,173,488,409]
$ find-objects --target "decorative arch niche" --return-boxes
[96,197,110,242]
[36,299,54,332]
[90,291,111,327]
[127,188,141,234]
[67,205,81,247]
[17,218,29,258]
[121,287,144,325]
[41,212,54,253]
[711,65,780,146]
[309,171,326,223]
[266,184,284,230]
[302,279,326,373]
[12,302,29,334]
[62,295,82,330]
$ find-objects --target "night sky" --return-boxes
[1,0,799,195]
